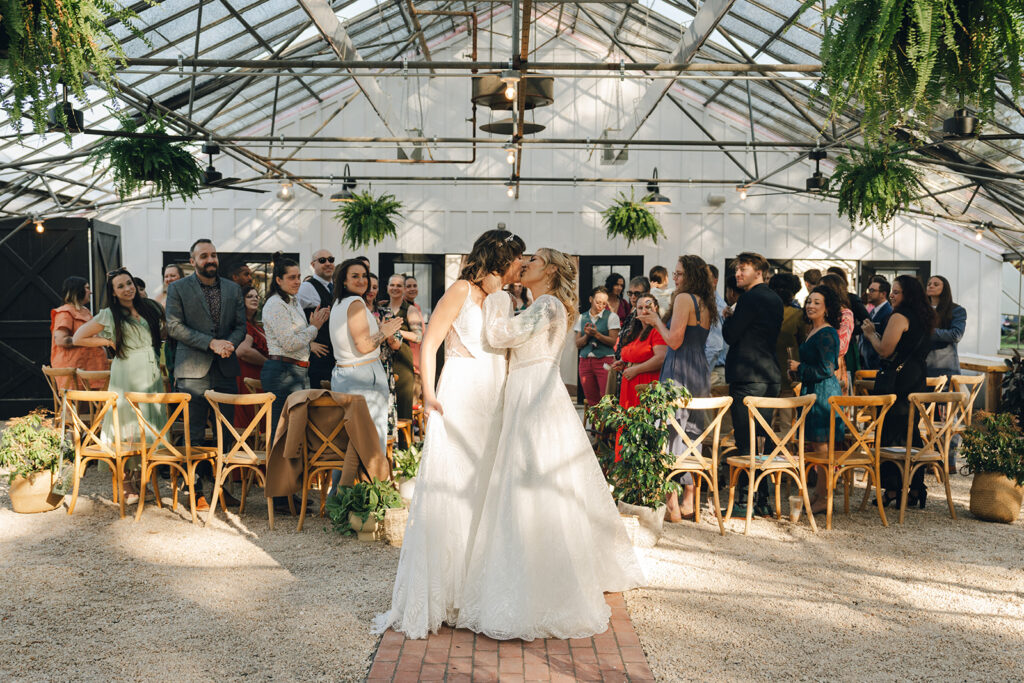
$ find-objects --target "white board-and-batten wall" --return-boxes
[105,23,1004,385]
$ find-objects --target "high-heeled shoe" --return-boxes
[907,487,927,509]
[873,490,899,508]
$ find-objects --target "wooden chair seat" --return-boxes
[725,454,795,470]
[879,446,943,462]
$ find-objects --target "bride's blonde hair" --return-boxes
[535,248,578,329]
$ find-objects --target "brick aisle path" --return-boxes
[367,593,654,682]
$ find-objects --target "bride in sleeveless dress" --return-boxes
[373,230,526,639]
[458,248,644,641]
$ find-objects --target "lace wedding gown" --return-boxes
[372,289,507,639]
[457,293,644,641]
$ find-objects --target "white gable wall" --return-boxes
[106,19,1004,381]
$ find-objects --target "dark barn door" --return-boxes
[0,218,121,418]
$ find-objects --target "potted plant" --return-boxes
[591,380,690,546]
[392,441,421,504]
[0,410,71,513]
[334,190,403,250]
[961,412,1024,523]
[805,0,1024,138]
[1001,349,1024,424]
[601,190,666,246]
[0,0,146,139]
[325,478,403,541]
[830,144,921,231]
[88,111,205,205]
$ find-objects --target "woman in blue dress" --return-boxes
[788,285,844,514]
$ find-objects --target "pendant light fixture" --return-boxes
[330,164,358,202]
[806,148,829,192]
[644,167,671,206]
[276,182,294,201]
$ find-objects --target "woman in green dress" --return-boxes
[788,285,844,514]
[74,268,166,499]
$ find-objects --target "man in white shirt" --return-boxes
[297,249,335,389]
[648,265,674,312]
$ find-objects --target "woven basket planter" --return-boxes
[969,472,1024,524]
[382,507,409,547]
[9,471,63,514]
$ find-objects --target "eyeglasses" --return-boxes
[627,290,645,297]
[106,268,129,278]
[316,256,335,264]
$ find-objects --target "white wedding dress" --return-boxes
[372,289,507,639]
[457,293,645,641]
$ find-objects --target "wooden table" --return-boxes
[959,355,1009,412]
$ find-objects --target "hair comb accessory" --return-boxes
[504,233,518,243]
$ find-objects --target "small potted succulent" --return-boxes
[591,380,690,546]
[0,410,71,513]
[326,478,403,541]
[961,412,1024,523]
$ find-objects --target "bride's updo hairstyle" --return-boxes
[535,248,579,329]
[459,229,526,283]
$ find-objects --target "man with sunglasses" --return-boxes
[297,249,336,389]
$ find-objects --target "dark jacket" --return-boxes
[165,274,245,379]
[722,282,783,385]
[860,301,892,370]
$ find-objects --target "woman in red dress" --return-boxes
[235,286,269,428]
[611,294,667,460]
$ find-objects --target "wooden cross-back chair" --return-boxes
[296,396,352,532]
[203,390,278,528]
[949,374,985,431]
[804,394,896,530]
[878,391,966,524]
[664,396,733,535]
[725,394,818,534]
[41,365,77,415]
[125,392,216,525]
[64,390,133,518]
[74,370,112,424]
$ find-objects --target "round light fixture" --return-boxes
[975,228,984,241]
[505,180,516,198]
[277,182,294,201]
[33,218,44,234]
[737,186,748,201]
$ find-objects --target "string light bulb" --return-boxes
[975,228,984,241]
[504,83,516,100]
[499,68,520,102]
[506,184,515,198]
[737,186,748,201]
[504,141,516,164]
[276,182,294,201]
[33,218,44,233]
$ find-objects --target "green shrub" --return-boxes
[325,478,403,534]
[961,412,1024,486]
[0,410,70,482]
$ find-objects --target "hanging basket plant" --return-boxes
[831,144,921,230]
[334,190,403,250]
[0,0,147,139]
[601,190,666,246]
[807,0,1024,138]
[88,111,204,204]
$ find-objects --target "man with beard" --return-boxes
[166,238,246,511]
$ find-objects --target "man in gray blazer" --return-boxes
[166,238,246,508]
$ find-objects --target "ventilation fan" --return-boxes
[201,142,268,193]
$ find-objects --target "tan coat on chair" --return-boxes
[266,389,390,497]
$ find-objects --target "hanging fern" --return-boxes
[334,191,403,250]
[88,111,204,205]
[0,0,148,139]
[831,144,922,229]
[804,0,1024,137]
[601,190,666,246]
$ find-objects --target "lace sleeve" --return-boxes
[483,293,561,349]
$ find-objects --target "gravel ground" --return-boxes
[628,473,1024,682]
[2,466,1022,682]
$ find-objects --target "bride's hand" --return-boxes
[423,396,443,416]
[480,273,502,294]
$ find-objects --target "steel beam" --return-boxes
[609,0,737,155]
[296,0,412,159]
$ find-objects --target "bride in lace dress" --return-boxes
[458,248,645,641]
[373,230,525,639]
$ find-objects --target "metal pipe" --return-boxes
[110,68,824,80]
[118,57,822,72]
[0,218,32,251]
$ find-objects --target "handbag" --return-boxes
[873,330,927,396]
